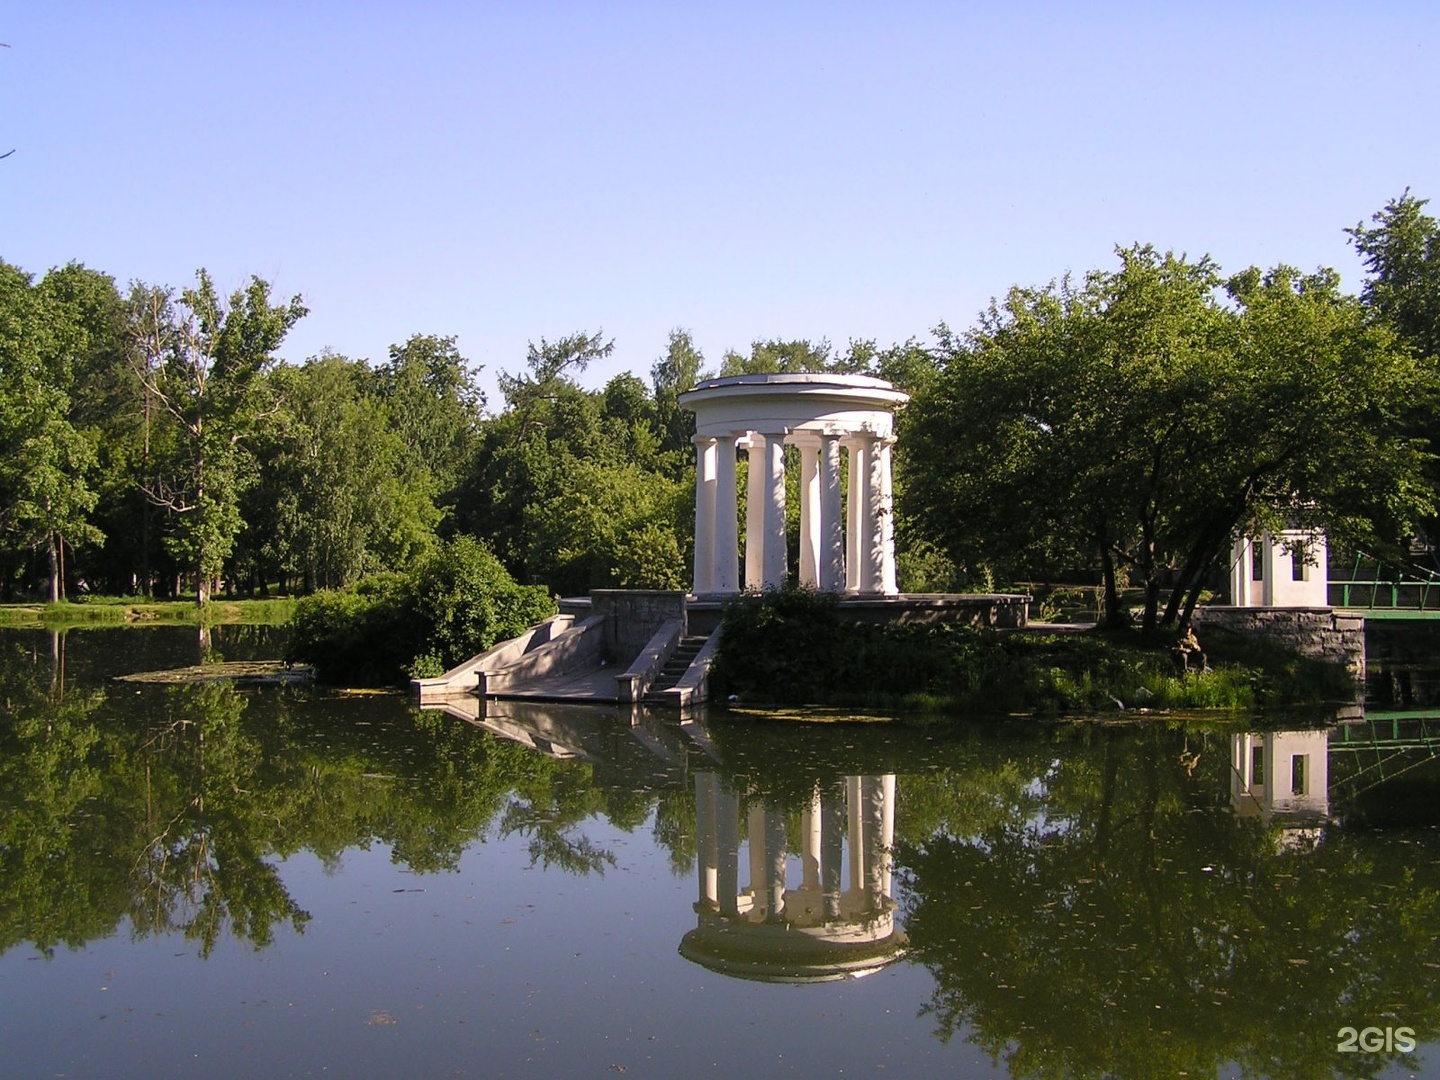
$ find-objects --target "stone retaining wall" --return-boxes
[1192,606,1365,679]
[590,589,688,659]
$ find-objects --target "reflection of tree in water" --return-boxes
[0,640,112,955]
[126,682,309,956]
[0,637,668,958]
[895,723,1440,1080]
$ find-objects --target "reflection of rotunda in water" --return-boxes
[682,773,907,982]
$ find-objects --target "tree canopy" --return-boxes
[902,245,1436,629]
[3,195,1439,611]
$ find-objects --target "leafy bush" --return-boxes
[287,572,418,685]
[287,538,556,685]
[713,585,1349,714]
[406,536,557,677]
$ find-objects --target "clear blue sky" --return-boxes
[4,3,1437,406]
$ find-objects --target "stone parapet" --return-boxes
[1192,606,1365,679]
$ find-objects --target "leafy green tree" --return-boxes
[239,354,440,593]
[455,332,616,582]
[719,337,832,376]
[0,262,104,600]
[527,458,690,594]
[499,330,614,430]
[35,264,143,595]
[127,271,306,604]
[833,336,939,395]
[1348,192,1440,547]
[651,328,709,458]
[904,246,1435,630]
[1348,190,1440,360]
[371,333,486,509]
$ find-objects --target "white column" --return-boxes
[821,781,844,920]
[845,440,864,592]
[1261,530,1276,606]
[860,433,884,593]
[861,775,885,905]
[846,775,864,895]
[713,435,739,593]
[798,442,821,588]
[879,773,895,898]
[762,432,788,588]
[692,436,717,595]
[747,802,767,913]
[820,434,844,593]
[878,437,897,595]
[1231,536,1253,607]
[764,808,787,923]
[800,787,822,891]
[716,783,740,917]
[745,436,765,591]
[695,772,719,909]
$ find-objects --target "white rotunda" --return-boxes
[679,373,909,597]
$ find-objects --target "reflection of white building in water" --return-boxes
[683,773,907,982]
[1231,730,1331,848]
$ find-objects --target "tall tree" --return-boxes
[127,271,306,604]
[650,328,708,458]
[719,337,831,376]
[904,246,1435,630]
[1348,192,1440,548]
[0,262,104,600]
[1348,190,1440,360]
[457,332,615,580]
[371,334,486,507]
[241,354,440,592]
[35,263,137,595]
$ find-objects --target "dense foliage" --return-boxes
[287,536,556,685]
[713,585,1355,712]
[3,193,1439,622]
[902,246,1437,631]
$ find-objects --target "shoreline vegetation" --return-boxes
[0,597,296,629]
[11,578,1359,714]
[7,578,1358,717]
[712,586,1357,717]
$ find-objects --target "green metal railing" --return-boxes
[1330,553,1440,610]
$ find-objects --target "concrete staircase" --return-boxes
[645,636,708,699]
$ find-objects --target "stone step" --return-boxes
[647,637,709,696]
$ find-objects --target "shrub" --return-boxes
[287,538,556,686]
[407,536,556,677]
[287,572,418,685]
[711,586,1345,714]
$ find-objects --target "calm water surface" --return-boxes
[2,626,1440,1079]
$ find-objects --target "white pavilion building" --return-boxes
[679,373,909,597]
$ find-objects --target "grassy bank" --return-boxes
[712,587,1356,716]
[0,597,297,629]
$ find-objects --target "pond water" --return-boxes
[3,626,1440,1079]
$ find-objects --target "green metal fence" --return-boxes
[1330,553,1440,610]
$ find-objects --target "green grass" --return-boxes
[0,597,297,629]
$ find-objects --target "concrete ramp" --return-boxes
[410,590,717,706]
